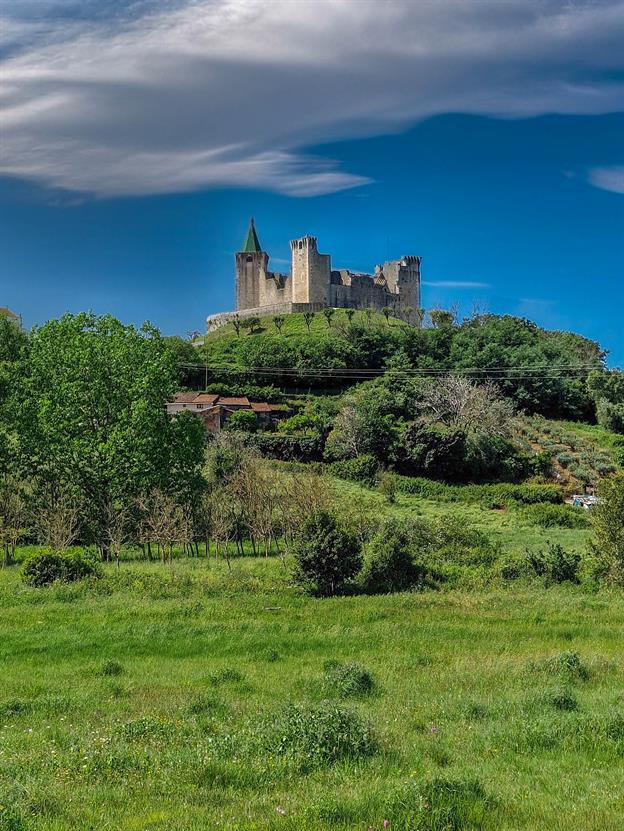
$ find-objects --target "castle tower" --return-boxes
[289,235,331,305]
[235,218,269,310]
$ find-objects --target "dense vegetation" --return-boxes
[2,309,624,830]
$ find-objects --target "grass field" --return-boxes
[2,554,623,831]
[203,309,408,342]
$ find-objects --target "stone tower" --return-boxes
[235,218,269,310]
[289,235,331,305]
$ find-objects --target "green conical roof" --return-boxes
[242,218,262,253]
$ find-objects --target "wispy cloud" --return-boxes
[1,0,624,198]
[423,280,491,289]
[587,166,624,194]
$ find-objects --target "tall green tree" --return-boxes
[19,313,205,554]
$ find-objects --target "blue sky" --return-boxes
[1,1,623,364]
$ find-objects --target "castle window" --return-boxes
[246,255,253,263]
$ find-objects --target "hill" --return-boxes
[200,311,604,421]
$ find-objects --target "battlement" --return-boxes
[290,236,318,251]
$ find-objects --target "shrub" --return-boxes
[535,650,589,681]
[263,702,375,768]
[328,454,379,485]
[359,518,428,594]
[525,542,581,583]
[520,503,590,529]
[223,409,257,432]
[291,511,362,596]
[386,777,495,830]
[22,549,101,587]
[378,471,398,504]
[248,433,325,462]
[322,660,375,698]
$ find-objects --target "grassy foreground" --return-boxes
[1,558,623,830]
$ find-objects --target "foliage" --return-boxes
[223,409,257,433]
[394,475,564,506]
[322,660,375,698]
[22,549,101,587]
[261,701,376,768]
[588,370,624,434]
[248,432,325,462]
[520,503,590,529]
[204,311,603,419]
[386,777,495,831]
[359,518,428,594]
[327,454,379,485]
[524,542,581,583]
[16,313,205,553]
[291,510,361,596]
[591,472,624,583]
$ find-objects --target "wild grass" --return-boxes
[1,557,623,830]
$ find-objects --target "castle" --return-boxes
[206,220,422,331]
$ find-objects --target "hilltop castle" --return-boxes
[207,220,422,331]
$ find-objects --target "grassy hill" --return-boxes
[204,309,407,342]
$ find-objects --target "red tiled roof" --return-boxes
[172,392,199,403]
[194,393,220,404]
[218,397,250,406]
[251,402,272,413]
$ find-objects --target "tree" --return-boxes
[19,313,203,556]
[322,308,335,328]
[429,309,455,328]
[231,315,242,337]
[588,370,624,434]
[291,510,361,596]
[243,316,261,335]
[303,311,315,332]
[414,308,425,327]
[273,315,284,335]
[591,473,624,583]
[345,309,355,325]
[382,306,392,324]
[416,376,515,437]
[224,409,257,433]
[402,306,414,325]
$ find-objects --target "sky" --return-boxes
[0,0,623,364]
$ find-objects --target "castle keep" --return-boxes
[207,220,422,331]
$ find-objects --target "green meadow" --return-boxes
[2,551,623,831]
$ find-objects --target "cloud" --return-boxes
[1,0,624,198]
[423,280,491,289]
[587,166,624,194]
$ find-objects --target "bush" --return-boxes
[525,542,581,583]
[378,471,398,504]
[328,454,379,485]
[394,476,563,506]
[534,650,589,681]
[386,777,495,830]
[263,701,375,768]
[22,549,101,587]
[248,433,325,462]
[223,409,257,432]
[322,660,375,698]
[359,518,428,594]
[520,503,590,529]
[291,511,362,596]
